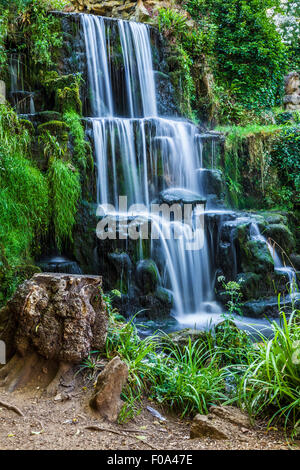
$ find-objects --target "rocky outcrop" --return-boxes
[90,356,128,422]
[69,0,158,22]
[0,273,108,394]
[190,405,251,440]
[283,71,300,111]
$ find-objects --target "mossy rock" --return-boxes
[154,286,173,307]
[264,223,295,254]
[41,71,78,91]
[57,86,82,114]
[19,119,35,135]
[236,272,262,300]
[135,259,160,294]
[165,328,209,350]
[38,120,70,137]
[240,238,274,274]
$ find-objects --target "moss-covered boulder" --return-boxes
[240,239,274,274]
[165,328,208,350]
[38,120,70,137]
[264,223,295,254]
[135,259,161,294]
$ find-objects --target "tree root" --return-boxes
[0,352,72,396]
[0,400,24,417]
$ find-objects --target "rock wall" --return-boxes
[69,0,161,23]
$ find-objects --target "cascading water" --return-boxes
[250,223,297,295]
[81,13,221,321]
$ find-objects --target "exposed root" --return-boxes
[45,362,72,397]
[0,400,24,417]
[84,425,124,436]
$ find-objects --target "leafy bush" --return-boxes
[0,105,49,303]
[238,309,300,437]
[271,125,300,204]
[184,0,287,110]
[0,0,66,69]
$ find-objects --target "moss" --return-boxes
[38,120,70,137]
[63,110,93,171]
[47,158,81,250]
[264,223,296,254]
[40,70,78,91]
[219,125,283,209]
[19,119,35,135]
[240,239,274,274]
[57,86,82,114]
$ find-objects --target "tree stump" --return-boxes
[0,273,108,395]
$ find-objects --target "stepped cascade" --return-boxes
[81,13,221,318]
[6,11,298,325]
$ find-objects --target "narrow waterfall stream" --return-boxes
[81,14,223,322]
[250,223,297,296]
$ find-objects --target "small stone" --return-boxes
[190,414,229,440]
[209,405,251,428]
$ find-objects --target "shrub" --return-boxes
[238,309,300,437]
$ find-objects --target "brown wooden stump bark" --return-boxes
[0,273,108,394]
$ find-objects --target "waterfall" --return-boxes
[250,223,297,295]
[81,13,221,319]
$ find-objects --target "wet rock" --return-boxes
[73,200,99,274]
[243,294,300,318]
[240,239,274,274]
[167,328,208,349]
[135,259,160,294]
[197,169,225,199]
[290,253,300,271]
[264,223,295,254]
[154,286,173,307]
[237,272,261,300]
[108,252,133,276]
[157,188,206,209]
[154,71,180,117]
[37,256,82,275]
[90,356,128,422]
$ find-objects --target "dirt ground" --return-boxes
[0,385,299,451]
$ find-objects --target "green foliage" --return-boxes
[238,309,300,437]
[0,105,49,303]
[148,338,228,416]
[185,0,287,111]
[47,158,80,249]
[0,0,65,69]
[158,7,215,120]
[0,9,8,70]
[64,110,93,171]
[81,292,300,437]
[217,276,244,316]
[271,125,300,204]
